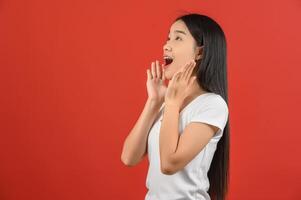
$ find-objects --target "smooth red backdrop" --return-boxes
[0,0,300,199]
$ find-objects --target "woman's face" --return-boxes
[163,19,202,80]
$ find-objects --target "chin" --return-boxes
[163,71,172,80]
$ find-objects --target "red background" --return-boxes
[0,0,301,199]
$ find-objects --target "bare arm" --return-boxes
[121,60,166,166]
[121,98,162,166]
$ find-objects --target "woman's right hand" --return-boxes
[146,60,167,105]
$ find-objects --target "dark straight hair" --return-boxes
[175,13,230,200]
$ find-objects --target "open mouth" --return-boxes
[164,57,174,66]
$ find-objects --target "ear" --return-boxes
[195,45,204,61]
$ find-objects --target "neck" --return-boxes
[187,80,207,98]
[180,81,207,110]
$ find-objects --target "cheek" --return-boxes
[175,49,195,65]
[172,61,186,73]
[174,56,189,69]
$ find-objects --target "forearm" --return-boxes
[121,98,162,166]
[159,104,180,170]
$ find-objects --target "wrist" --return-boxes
[164,104,180,112]
[146,98,162,110]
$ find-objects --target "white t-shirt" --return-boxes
[145,92,229,200]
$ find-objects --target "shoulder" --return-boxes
[193,93,228,113]
[188,93,229,133]
[210,94,228,112]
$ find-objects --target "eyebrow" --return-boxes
[168,30,186,35]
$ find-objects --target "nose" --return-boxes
[163,42,171,52]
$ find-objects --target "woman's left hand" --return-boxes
[164,60,197,109]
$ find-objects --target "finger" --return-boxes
[170,72,177,82]
[147,69,152,80]
[188,76,197,86]
[173,71,181,82]
[184,62,195,80]
[161,64,165,81]
[180,62,192,81]
[156,60,161,79]
[182,62,192,79]
[151,62,157,79]
[181,62,190,73]
[186,60,195,77]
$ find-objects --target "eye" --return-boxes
[166,36,182,41]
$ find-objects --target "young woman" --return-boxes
[121,13,230,200]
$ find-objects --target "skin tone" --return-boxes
[146,19,219,175]
[146,19,207,112]
[164,60,198,109]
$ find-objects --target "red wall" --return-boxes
[0,0,300,199]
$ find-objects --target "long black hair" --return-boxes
[175,13,230,200]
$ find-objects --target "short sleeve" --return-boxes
[189,96,229,139]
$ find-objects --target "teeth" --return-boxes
[164,56,173,66]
